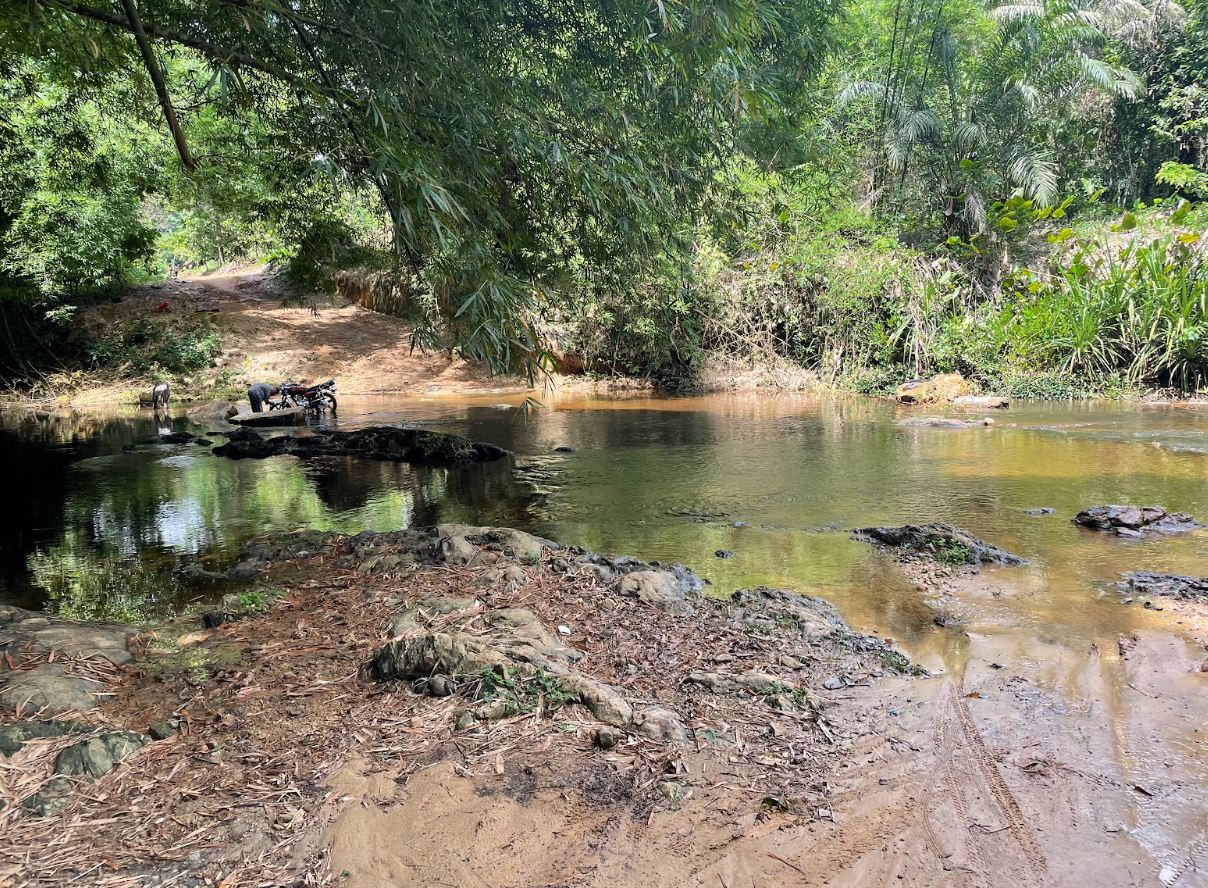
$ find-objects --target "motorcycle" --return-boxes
[270,379,337,414]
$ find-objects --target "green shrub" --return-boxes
[85,320,222,376]
[475,667,577,716]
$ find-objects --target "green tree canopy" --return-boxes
[1,0,838,373]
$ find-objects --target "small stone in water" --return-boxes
[733,521,746,527]
[715,550,735,559]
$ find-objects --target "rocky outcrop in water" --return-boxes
[852,523,1028,566]
[227,407,306,426]
[954,395,1009,409]
[1073,505,1202,537]
[211,426,509,465]
[895,373,968,404]
[1120,571,1208,600]
[896,417,995,428]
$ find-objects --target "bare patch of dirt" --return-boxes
[49,270,531,408]
[15,270,821,408]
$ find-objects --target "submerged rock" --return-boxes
[896,417,995,428]
[212,426,509,466]
[1022,508,1056,516]
[954,395,1010,409]
[1073,505,1202,537]
[1120,571,1208,600]
[159,431,196,444]
[852,523,1027,566]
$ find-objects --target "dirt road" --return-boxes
[67,269,530,406]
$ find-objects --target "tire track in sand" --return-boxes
[948,679,1049,880]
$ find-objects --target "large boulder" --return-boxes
[617,569,703,615]
[187,399,239,424]
[386,596,481,637]
[728,587,851,639]
[366,632,513,682]
[895,373,968,404]
[1073,505,1202,537]
[0,605,137,666]
[486,608,581,665]
[852,523,1027,566]
[0,665,108,714]
[435,525,552,566]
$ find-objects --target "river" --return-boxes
[5,392,1208,883]
[5,394,1207,667]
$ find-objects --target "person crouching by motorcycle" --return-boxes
[247,382,279,413]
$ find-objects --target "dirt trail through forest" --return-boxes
[68,269,529,405]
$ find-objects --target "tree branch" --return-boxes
[120,0,195,171]
[40,0,339,101]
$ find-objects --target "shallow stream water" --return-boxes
[6,392,1208,883]
[6,394,1207,663]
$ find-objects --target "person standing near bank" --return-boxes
[247,382,279,413]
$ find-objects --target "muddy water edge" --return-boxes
[2,393,1208,886]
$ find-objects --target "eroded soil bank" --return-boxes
[2,524,1207,888]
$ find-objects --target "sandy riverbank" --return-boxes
[2,520,1206,887]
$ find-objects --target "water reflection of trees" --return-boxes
[5,410,557,620]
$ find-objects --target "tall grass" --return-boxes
[1006,234,1208,391]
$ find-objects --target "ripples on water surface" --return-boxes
[4,394,1208,666]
